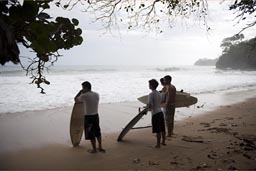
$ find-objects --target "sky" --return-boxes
[20,0,255,66]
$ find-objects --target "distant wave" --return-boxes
[50,67,117,75]
[193,84,256,95]
[156,67,181,72]
[0,69,24,76]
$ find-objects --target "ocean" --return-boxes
[0,65,256,114]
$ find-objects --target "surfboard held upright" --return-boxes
[70,102,84,147]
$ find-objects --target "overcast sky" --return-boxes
[20,0,255,66]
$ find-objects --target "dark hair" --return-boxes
[160,78,165,85]
[82,81,91,90]
[149,79,159,89]
[164,75,172,83]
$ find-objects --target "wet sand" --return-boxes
[0,95,256,170]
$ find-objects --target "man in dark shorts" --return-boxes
[75,81,105,153]
[147,79,166,148]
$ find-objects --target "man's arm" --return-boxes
[164,86,172,106]
[147,93,153,111]
[74,90,83,103]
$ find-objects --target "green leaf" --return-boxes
[72,18,79,26]
[42,3,50,9]
[76,28,82,35]
[38,12,51,20]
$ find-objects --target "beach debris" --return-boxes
[192,163,211,170]
[182,136,206,143]
[148,160,159,166]
[207,154,215,160]
[226,146,236,150]
[197,103,205,109]
[206,127,232,134]
[173,155,179,159]
[170,161,178,165]
[243,153,252,159]
[236,134,256,151]
[232,132,239,136]
[228,165,238,170]
[200,122,211,127]
[207,153,219,160]
[219,123,227,127]
[232,149,242,154]
[222,159,235,164]
[133,158,141,164]
[225,117,234,120]
[207,150,222,160]
[231,123,238,127]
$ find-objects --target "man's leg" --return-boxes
[96,136,106,152]
[165,109,172,137]
[161,131,166,145]
[170,107,175,135]
[89,139,97,153]
[155,133,161,148]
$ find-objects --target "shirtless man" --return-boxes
[163,75,176,137]
[75,81,105,153]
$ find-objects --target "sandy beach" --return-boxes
[0,90,256,170]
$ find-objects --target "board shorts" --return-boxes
[152,112,166,133]
[164,106,175,134]
[84,114,101,140]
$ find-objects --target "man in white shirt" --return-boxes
[147,79,166,148]
[75,81,105,153]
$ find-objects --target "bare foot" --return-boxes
[87,149,97,154]
[155,145,160,148]
[98,148,106,153]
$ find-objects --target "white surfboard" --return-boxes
[70,102,84,147]
[137,91,197,108]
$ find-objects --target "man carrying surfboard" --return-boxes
[163,75,176,137]
[147,79,166,148]
[75,81,106,153]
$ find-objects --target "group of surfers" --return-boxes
[74,75,176,153]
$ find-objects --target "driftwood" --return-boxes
[182,136,205,143]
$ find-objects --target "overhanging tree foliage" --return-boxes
[229,0,256,33]
[61,0,209,32]
[0,0,83,93]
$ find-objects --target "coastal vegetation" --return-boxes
[216,36,256,70]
